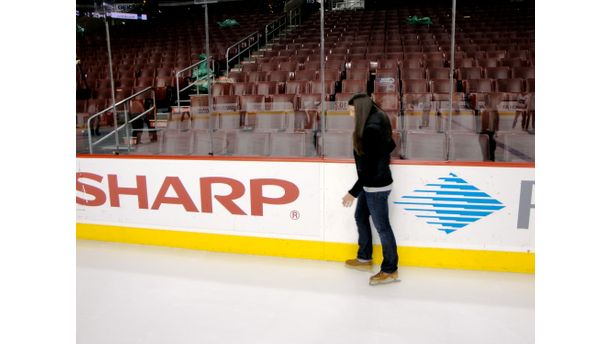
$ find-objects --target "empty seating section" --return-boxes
[78,1,534,161]
[77,3,279,110]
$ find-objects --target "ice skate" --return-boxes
[369,270,399,285]
[345,258,374,272]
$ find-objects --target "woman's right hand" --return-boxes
[342,193,355,207]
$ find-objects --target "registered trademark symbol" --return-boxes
[290,210,300,220]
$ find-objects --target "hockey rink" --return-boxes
[76,240,534,344]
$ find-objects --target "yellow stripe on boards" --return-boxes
[76,223,534,273]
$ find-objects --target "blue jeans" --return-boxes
[354,190,399,273]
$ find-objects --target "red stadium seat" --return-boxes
[246,71,268,83]
[457,67,483,80]
[310,80,336,96]
[341,79,367,94]
[239,95,266,112]
[227,71,246,82]
[427,68,451,80]
[485,67,511,79]
[231,82,255,96]
[401,68,426,80]
[255,82,280,95]
[463,79,495,93]
[213,95,239,112]
[478,58,500,68]
[279,61,298,72]
[211,83,233,96]
[346,68,369,80]
[496,79,524,93]
[294,70,317,81]
[430,79,458,93]
[285,81,309,95]
[512,67,535,79]
[260,62,279,73]
[403,79,429,93]
[268,71,290,82]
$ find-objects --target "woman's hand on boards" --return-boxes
[342,193,355,207]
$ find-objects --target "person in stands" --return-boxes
[341,93,400,286]
[129,99,157,144]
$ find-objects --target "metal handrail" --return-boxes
[175,58,209,108]
[225,31,260,72]
[265,15,287,46]
[87,87,156,154]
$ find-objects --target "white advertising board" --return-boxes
[325,163,535,252]
[76,158,324,241]
[76,157,534,253]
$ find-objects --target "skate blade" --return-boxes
[369,278,400,286]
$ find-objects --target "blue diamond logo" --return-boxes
[394,173,505,234]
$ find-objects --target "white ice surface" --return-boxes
[77,240,534,344]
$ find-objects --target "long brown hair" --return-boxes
[348,93,390,155]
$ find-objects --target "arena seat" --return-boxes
[377,59,399,70]
[294,70,317,81]
[457,67,483,80]
[285,81,309,95]
[279,61,298,72]
[496,79,524,93]
[310,80,336,97]
[430,79,457,94]
[512,67,535,79]
[341,79,367,94]
[374,78,400,93]
[400,59,423,70]
[241,64,259,73]
[485,67,511,79]
[135,77,155,89]
[213,95,239,112]
[318,69,342,82]
[346,68,370,81]
[255,82,281,96]
[478,58,501,68]
[231,82,254,96]
[268,71,290,83]
[347,59,371,71]
[259,62,279,73]
[456,58,477,68]
[211,83,232,97]
[403,79,429,94]
[299,94,322,111]
[502,58,531,68]
[402,68,426,80]
[246,71,268,83]
[427,67,451,80]
[227,71,246,82]
[270,94,297,111]
[424,59,447,68]
[463,79,495,93]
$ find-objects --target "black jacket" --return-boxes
[348,110,396,197]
